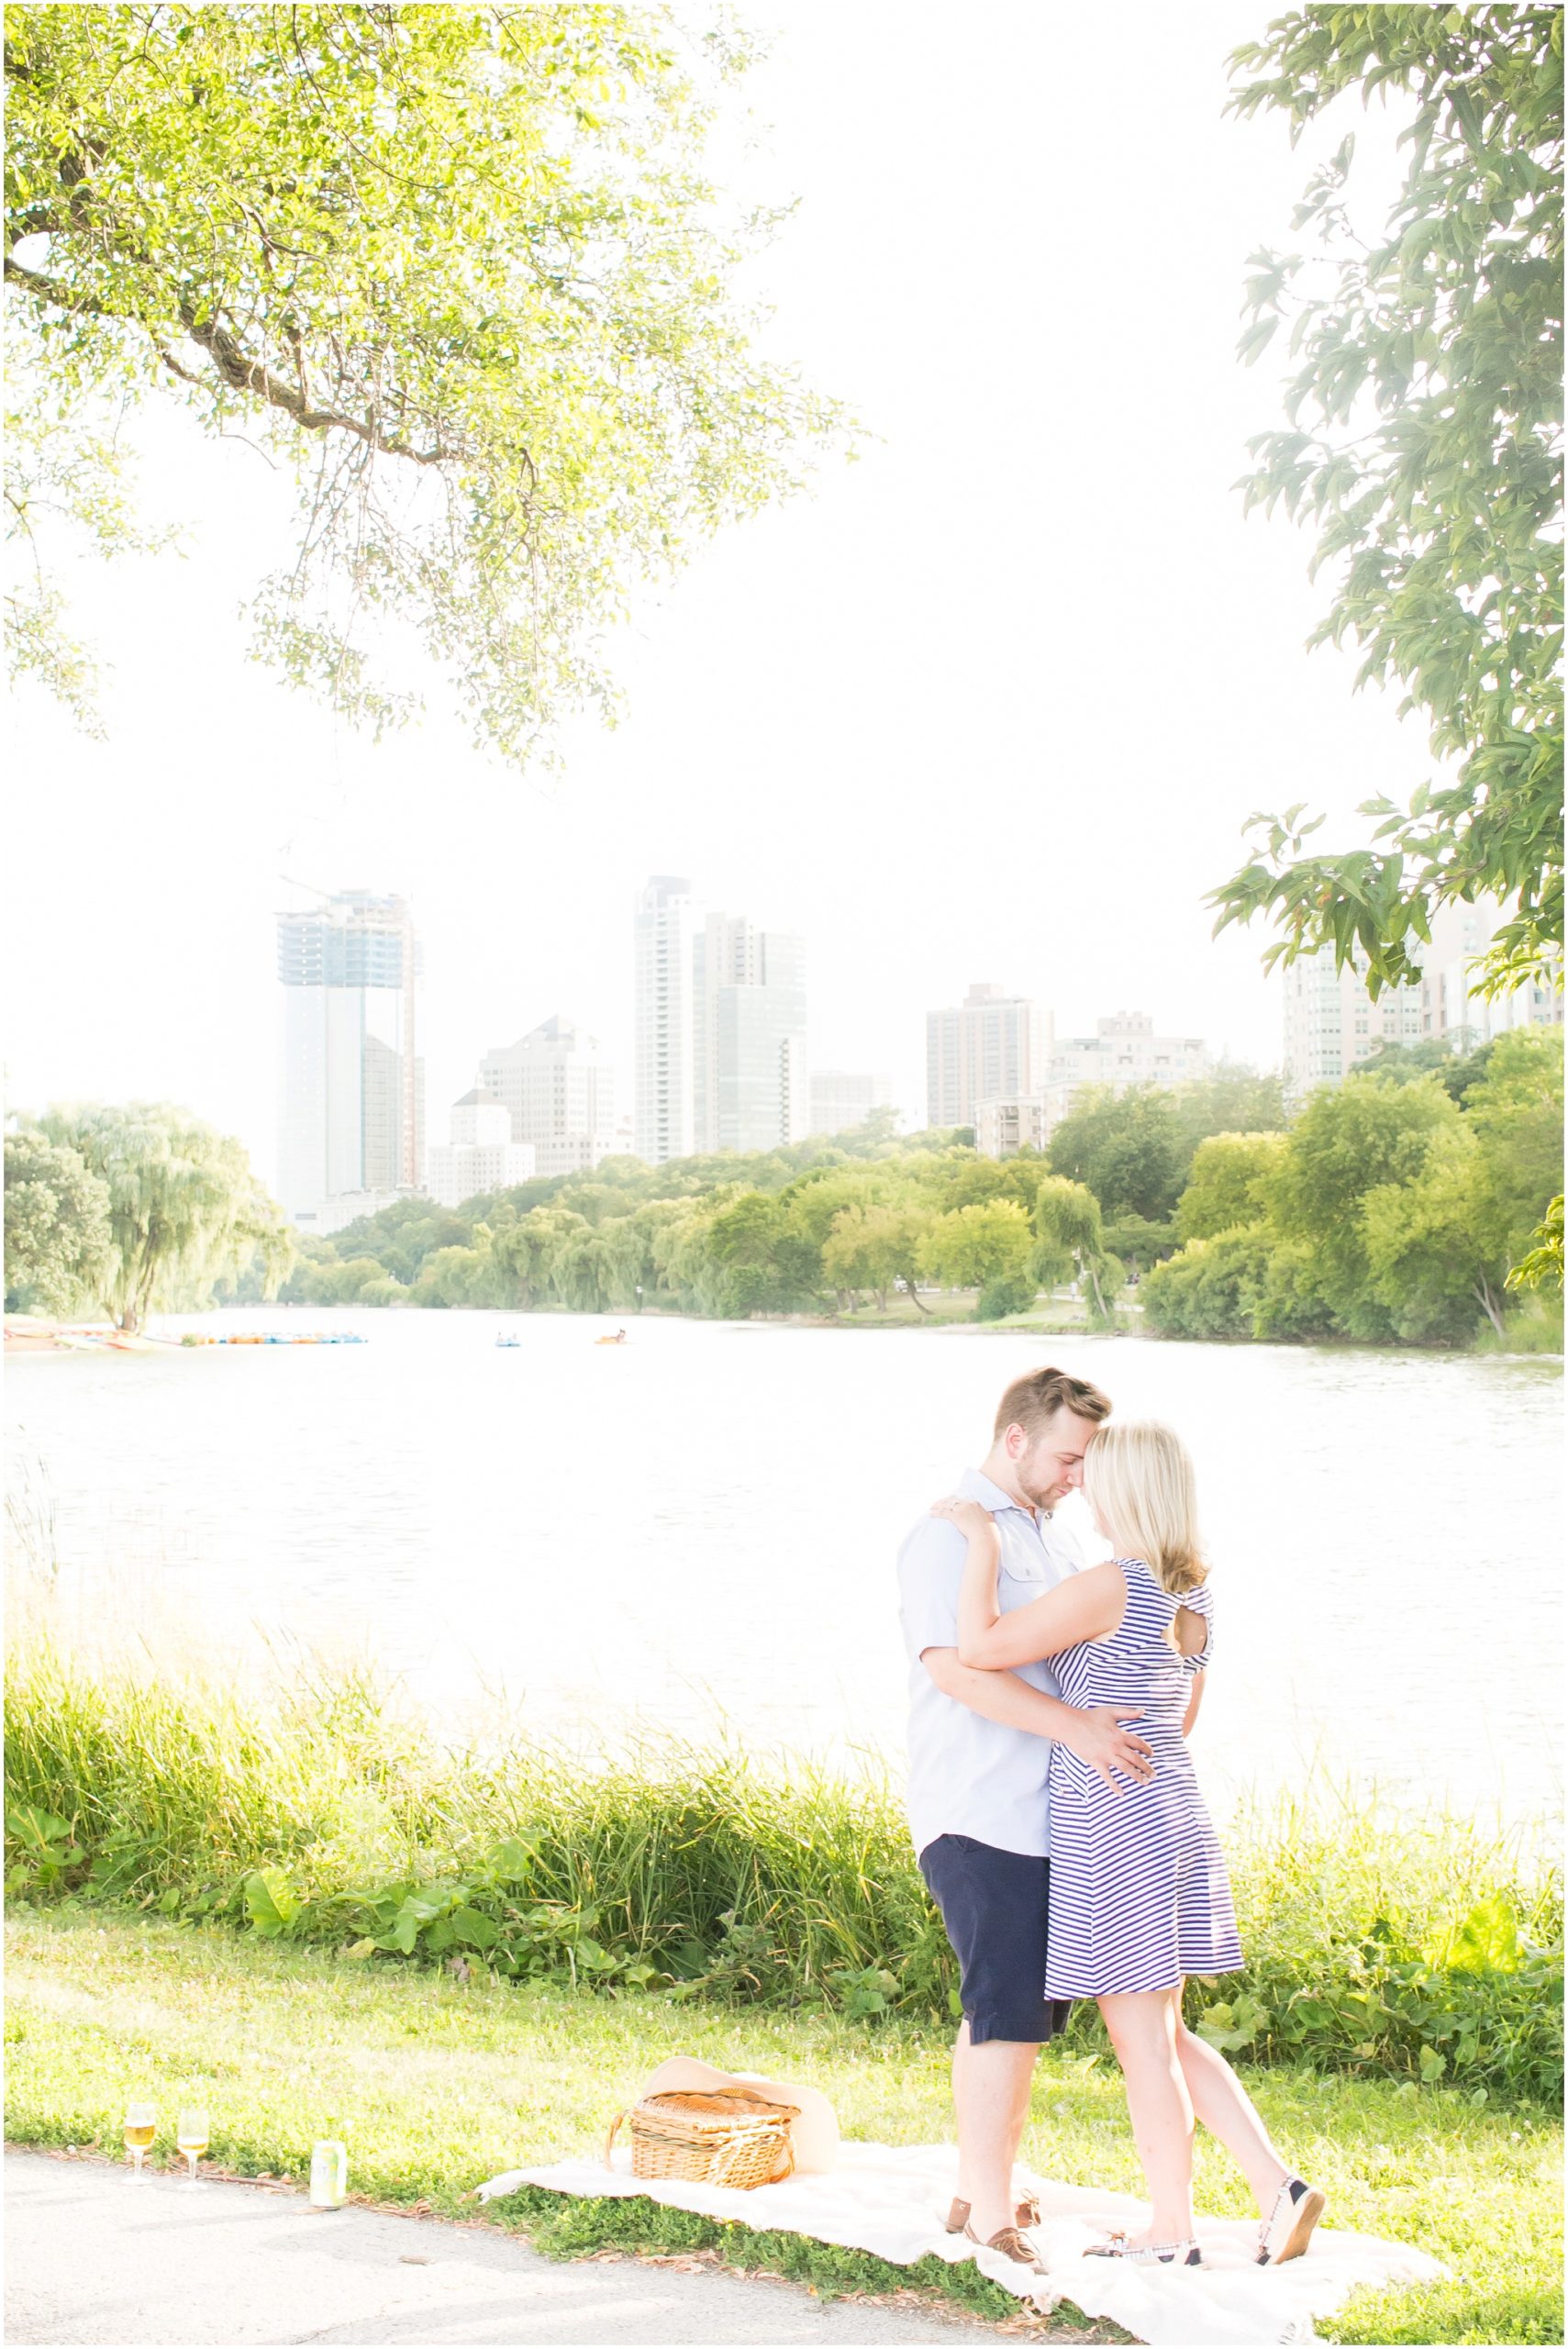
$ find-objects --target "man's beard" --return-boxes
[1018,1468,1068,1511]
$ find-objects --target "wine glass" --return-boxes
[175,2107,210,2190]
[123,2103,157,2186]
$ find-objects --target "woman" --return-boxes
[933,1418,1324,2269]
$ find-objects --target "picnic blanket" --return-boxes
[476,2139,1446,2346]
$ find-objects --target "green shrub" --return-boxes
[1140,1227,1272,1339]
[975,1272,1037,1320]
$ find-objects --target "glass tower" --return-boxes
[276,890,424,1223]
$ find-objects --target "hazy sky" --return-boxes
[6,3,1432,1184]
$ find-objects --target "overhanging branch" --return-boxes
[6,255,453,465]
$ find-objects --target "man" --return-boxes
[897,1364,1154,2266]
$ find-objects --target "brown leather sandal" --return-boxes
[945,2194,1041,2235]
[962,2221,1044,2271]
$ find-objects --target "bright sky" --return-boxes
[5,2,1431,1185]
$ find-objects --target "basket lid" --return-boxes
[632,2058,838,2173]
[639,2087,797,2123]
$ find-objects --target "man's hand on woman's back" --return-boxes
[1059,1705,1156,1793]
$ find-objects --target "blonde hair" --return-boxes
[1083,1419,1208,1596]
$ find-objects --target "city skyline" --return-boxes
[266,868,1559,1219]
[272,866,1240,1217]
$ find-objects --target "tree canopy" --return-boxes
[34,1102,293,1328]
[1143,1031,1562,1344]
[3,1128,112,1312]
[5,5,845,760]
[1212,6,1562,996]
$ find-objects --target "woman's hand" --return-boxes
[930,1497,998,1547]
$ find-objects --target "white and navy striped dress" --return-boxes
[1044,1559,1241,1998]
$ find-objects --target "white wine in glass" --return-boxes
[175,2108,210,2190]
[123,2104,157,2186]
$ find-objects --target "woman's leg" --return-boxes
[1173,2012,1291,2215]
[1097,1987,1195,2243]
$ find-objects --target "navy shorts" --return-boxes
[919,1833,1074,2046]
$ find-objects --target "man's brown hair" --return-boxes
[993,1365,1112,1442]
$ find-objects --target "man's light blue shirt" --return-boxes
[896,1467,1084,1861]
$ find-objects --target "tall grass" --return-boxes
[5,1632,1561,2107]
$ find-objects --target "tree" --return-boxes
[1140,1228,1274,1341]
[298,1253,388,1306]
[1170,1066,1287,1152]
[1213,7,1563,996]
[918,1198,1033,1303]
[486,1205,588,1308]
[1177,1132,1289,1242]
[1269,1073,1462,1338]
[1031,1176,1122,1326]
[1362,1126,1513,1340]
[3,1126,112,1312]
[1462,1027,1564,1258]
[6,6,845,762]
[704,1189,819,1316]
[39,1102,291,1328]
[1099,1213,1180,1274]
[412,1241,493,1308]
[1046,1087,1186,1223]
[821,1200,933,1314]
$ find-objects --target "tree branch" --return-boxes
[6,255,453,464]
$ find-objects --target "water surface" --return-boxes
[7,1310,1561,1822]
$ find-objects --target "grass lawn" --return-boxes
[6,1905,1561,2344]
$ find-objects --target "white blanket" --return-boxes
[475,2141,1445,2346]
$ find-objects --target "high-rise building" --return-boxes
[276,890,425,1227]
[974,1013,1211,1159]
[1282,897,1562,1101]
[974,1097,1051,1160]
[427,1087,537,1208]
[693,912,808,1153]
[478,1015,617,1177]
[634,876,698,1164]
[808,1071,894,1138]
[926,984,1052,1130]
[1045,1012,1210,1097]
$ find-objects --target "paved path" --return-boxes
[6,2153,996,2345]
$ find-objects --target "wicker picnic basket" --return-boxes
[604,2086,800,2190]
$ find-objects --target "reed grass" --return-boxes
[5,1632,1561,2107]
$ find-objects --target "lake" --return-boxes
[6,1309,1562,1824]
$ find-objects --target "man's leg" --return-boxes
[952,2021,1040,2243]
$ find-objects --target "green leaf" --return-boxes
[1443,1896,1521,1975]
[6,1805,72,1853]
[244,1868,299,1936]
[450,1906,500,1952]
[484,1839,535,1883]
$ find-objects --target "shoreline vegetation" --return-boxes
[7,1042,1562,1353]
[6,1642,1563,2345]
[6,1642,1560,2111]
[9,1293,1567,1361]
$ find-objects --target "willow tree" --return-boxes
[3,1128,113,1313]
[5,6,845,760]
[1213,6,1562,996]
[39,1103,293,1330]
[1032,1175,1120,1327]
